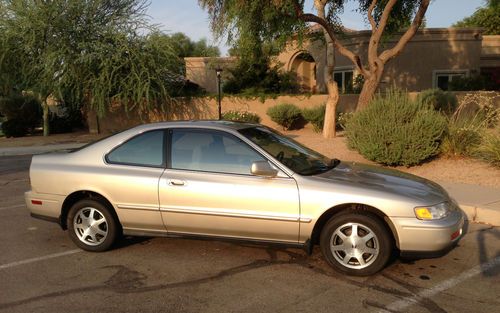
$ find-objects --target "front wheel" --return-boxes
[320,212,392,276]
[67,199,118,252]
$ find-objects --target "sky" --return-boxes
[147,0,486,56]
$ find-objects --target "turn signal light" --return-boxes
[31,200,42,205]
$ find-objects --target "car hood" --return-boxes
[314,162,449,204]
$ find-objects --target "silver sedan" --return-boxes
[26,121,464,276]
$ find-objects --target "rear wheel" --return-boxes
[320,212,392,276]
[67,199,118,252]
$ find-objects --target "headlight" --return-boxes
[414,202,451,220]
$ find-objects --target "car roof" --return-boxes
[132,120,260,132]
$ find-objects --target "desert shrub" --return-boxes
[1,119,28,137]
[417,89,458,115]
[49,113,73,134]
[441,98,499,157]
[222,110,261,123]
[459,91,499,127]
[302,104,325,132]
[337,112,354,130]
[267,103,303,130]
[0,94,41,134]
[344,89,447,166]
[473,128,500,167]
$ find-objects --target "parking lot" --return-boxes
[1,155,499,313]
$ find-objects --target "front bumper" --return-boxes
[25,190,64,225]
[391,209,465,254]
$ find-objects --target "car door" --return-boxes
[159,128,300,243]
[103,129,166,233]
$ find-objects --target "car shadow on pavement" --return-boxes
[476,226,500,277]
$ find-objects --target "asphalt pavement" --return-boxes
[0,155,499,313]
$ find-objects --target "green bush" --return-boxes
[441,99,498,158]
[473,129,500,167]
[222,110,261,123]
[267,103,303,130]
[0,94,41,131]
[345,89,447,166]
[1,119,28,137]
[417,89,458,115]
[302,104,325,132]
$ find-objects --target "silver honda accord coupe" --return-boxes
[26,121,464,276]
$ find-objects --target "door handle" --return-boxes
[169,179,185,186]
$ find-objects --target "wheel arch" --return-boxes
[310,203,400,249]
[61,190,121,231]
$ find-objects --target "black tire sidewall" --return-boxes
[320,212,392,276]
[67,199,118,252]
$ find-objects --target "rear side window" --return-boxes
[106,130,165,167]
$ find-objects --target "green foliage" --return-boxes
[0,0,183,130]
[223,59,299,95]
[473,128,500,167]
[267,103,303,130]
[163,32,220,58]
[1,119,28,138]
[302,104,325,133]
[417,89,458,115]
[222,110,261,123]
[441,97,499,158]
[345,89,447,166]
[453,0,500,35]
[0,93,41,135]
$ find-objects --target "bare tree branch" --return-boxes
[367,0,377,30]
[379,0,431,62]
[298,12,367,76]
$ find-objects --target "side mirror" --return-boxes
[251,161,278,178]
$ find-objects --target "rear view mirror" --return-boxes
[251,161,278,178]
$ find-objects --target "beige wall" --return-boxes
[89,91,500,134]
[278,28,485,93]
[90,94,358,133]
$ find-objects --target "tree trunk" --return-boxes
[42,99,50,136]
[356,66,383,111]
[323,80,339,138]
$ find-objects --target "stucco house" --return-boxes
[185,27,500,94]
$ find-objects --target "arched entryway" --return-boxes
[289,51,317,93]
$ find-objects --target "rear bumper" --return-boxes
[25,190,64,225]
[392,210,465,254]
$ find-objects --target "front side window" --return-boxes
[170,129,266,175]
[239,126,336,175]
[106,130,165,167]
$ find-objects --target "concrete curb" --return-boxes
[460,204,500,227]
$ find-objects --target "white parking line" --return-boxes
[0,249,82,270]
[0,204,25,211]
[379,255,500,313]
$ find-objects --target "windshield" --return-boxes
[238,126,338,175]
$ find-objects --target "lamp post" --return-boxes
[215,67,222,120]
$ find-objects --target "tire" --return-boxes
[320,212,392,276]
[67,199,119,252]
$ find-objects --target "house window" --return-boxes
[333,70,354,94]
[433,70,468,90]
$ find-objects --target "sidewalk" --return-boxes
[1,142,499,226]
